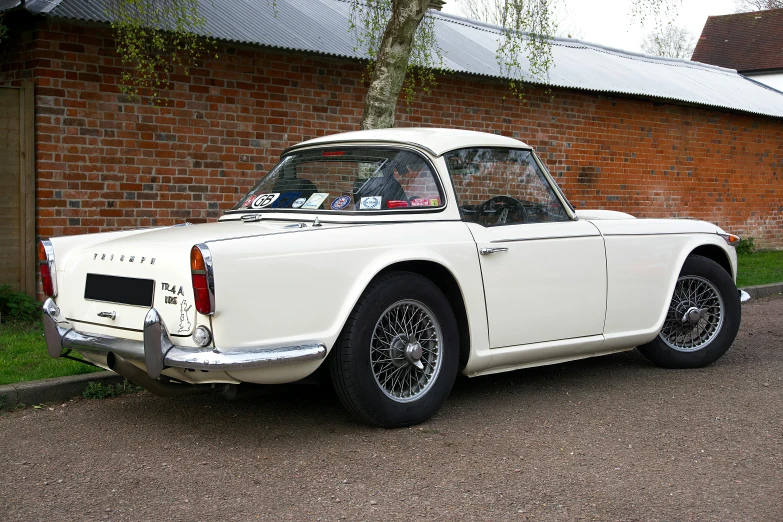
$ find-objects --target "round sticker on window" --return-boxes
[291,197,306,208]
[331,195,351,210]
[360,196,381,210]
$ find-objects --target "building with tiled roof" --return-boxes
[692,8,783,91]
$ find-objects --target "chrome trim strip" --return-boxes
[42,299,327,378]
[601,232,720,237]
[41,239,58,297]
[490,234,597,244]
[193,243,216,315]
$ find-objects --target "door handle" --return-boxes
[479,247,508,255]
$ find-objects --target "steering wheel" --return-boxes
[475,195,528,226]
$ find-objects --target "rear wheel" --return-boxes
[329,271,459,427]
[638,255,740,368]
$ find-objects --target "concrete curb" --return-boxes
[741,283,783,300]
[1,282,780,411]
[0,371,124,411]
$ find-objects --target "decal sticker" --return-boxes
[291,197,306,208]
[178,300,193,333]
[241,195,257,208]
[360,196,382,210]
[430,198,440,206]
[301,192,330,209]
[250,193,280,209]
[331,195,351,210]
[386,200,409,208]
[271,192,302,208]
[409,198,429,207]
[161,282,185,299]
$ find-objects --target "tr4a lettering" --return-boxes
[161,282,184,305]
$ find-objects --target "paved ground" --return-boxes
[1,295,781,521]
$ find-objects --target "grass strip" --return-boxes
[737,250,783,288]
[0,321,101,386]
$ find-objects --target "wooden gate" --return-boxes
[0,84,35,296]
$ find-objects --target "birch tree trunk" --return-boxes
[360,0,430,130]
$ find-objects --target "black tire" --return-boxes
[638,255,741,368]
[329,271,459,428]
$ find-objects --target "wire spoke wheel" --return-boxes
[659,275,725,352]
[370,299,443,403]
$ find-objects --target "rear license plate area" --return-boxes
[84,274,154,307]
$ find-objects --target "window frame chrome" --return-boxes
[224,144,449,217]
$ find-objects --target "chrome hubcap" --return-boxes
[660,276,724,352]
[370,300,442,403]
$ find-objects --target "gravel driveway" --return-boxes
[1,295,781,521]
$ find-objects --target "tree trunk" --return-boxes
[360,0,430,130]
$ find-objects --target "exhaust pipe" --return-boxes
[106,352,210,398]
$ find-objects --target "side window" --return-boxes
[444,148,570,227]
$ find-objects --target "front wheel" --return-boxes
[329,271,459,428]
[638,255,741,368]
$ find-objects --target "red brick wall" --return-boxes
[2,15,782,247]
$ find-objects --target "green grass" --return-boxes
[0,321,101,386]
[736,251,783,288]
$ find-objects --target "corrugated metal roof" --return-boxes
[22,0,783,118]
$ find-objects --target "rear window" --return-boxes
[232,148,445,212]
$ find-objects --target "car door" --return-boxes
[467,220,606,348]
[445,147,607,349]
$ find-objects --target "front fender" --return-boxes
[602,231,735,349]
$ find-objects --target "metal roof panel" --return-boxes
[40,0,783,118]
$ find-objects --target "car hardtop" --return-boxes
[284,127,533,157]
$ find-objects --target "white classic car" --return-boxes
[41,128,750,427]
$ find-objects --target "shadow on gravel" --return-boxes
[97,347,679,443]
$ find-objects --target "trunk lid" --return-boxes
[54,220,351,335]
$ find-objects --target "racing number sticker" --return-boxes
[250,193,280,208]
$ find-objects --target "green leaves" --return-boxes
[106,0,215,104]
[0,285,40,323]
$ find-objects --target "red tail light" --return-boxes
[190,244,215,315]
[38,240,57,297]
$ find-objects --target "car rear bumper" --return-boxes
[42,298,327,379]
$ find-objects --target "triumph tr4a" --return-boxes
[40,128,750,427]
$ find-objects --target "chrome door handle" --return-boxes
[479,247,508,255]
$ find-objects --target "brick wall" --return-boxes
[2,15,782,247]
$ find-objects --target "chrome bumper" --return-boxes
[42,299,327,379]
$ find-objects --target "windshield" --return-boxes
[231,147,445,212]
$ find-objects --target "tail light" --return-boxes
[190,244,215,315]
[38,240,57,297]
